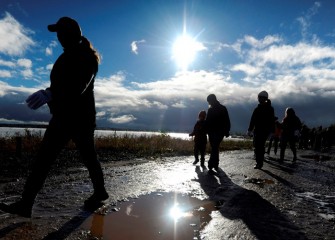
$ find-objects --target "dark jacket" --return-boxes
[48,43,98,125]
[206,101,231,137]
[190,120,207,144]
[281,115,302,138]
[248,102,275,135]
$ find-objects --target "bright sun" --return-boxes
[172,34,204,70]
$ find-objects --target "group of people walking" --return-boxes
[0,16,302,219]
[190,90,302,171]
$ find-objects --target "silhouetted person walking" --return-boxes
[206,94,231,173]
[189,110,207,166]
[0,17,108,218]
[279,107,302,162]
[248,91,275,169]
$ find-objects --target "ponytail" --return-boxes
[81,36,101,64]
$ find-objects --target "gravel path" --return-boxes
[0,149,334,239]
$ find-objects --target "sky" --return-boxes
[0,0,335,133]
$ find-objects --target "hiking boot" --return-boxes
[0,200,32,218]
[193,159,199,165]
[84,190,109,208]
[253,164,263,169]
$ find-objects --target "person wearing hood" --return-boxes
[0,17,108,218]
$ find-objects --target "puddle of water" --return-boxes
[81,192,218,240]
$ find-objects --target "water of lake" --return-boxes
[0,127,191,140]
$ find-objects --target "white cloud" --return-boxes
[171,101,187,108]
[0,12,35,56]
[231,63,261,76]
[96,111,106,118]
[45,47,52,56]
[0,70,11,78]
[244,35,282,49]
[297,1,321,39]
[109,114,137,124]
[131,39,145,55]
[16,58,33,78]
[0,59,15,68]
[46,64,53,70]
[21,68,33,78]
[17,58,32,68]
[45,41,57,56]
[0,80,33,97]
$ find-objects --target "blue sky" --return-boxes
[0,0,334,133]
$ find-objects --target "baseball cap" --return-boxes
[48,17,82,38]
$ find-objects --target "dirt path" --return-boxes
[0,149,334,239]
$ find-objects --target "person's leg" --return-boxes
[280,137,288,162]
[73,128,108,204]
[22,126,68,203]
[0,118,69,217]
[289,138,297,161]
[273,137,279,155]
[208,134,223,171]
[193,143,200,164]
[199,143,206,166]
[254,133,267,169]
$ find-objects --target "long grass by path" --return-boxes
[0,130,253,177]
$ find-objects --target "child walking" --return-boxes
[189,110,207,166]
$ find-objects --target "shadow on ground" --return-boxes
[195,166,308,240]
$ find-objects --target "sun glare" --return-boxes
[169,204,183,221]
[172,34,204,70]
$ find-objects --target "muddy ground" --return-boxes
[0,149,334,240]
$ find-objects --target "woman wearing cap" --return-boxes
[247,91,275,169]
[0,17,108,218]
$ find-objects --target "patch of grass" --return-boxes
[0,129,253,177]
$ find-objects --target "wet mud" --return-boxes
[0,149,334,239]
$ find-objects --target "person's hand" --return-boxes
[26,89,52,110]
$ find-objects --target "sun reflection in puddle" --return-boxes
[81,192,217,239]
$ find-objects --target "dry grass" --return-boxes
[1,130,253,157]
[0,130,253,177]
